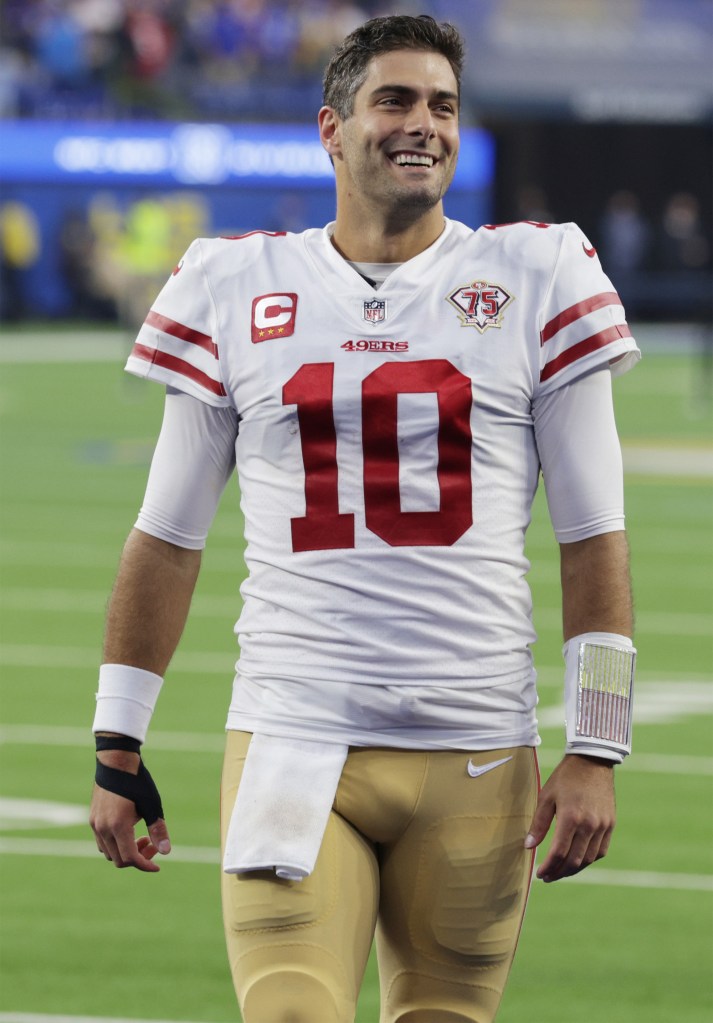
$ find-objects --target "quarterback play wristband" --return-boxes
[563,632,635,762]
[92,664,163,744]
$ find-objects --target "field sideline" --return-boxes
[0,326,711,1022]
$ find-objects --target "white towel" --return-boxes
[223,733,349,881]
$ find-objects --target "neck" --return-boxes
[330,201,446,263]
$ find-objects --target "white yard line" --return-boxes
[0,839,218,863]
[561,869,713,892]
[0,644,234,674]
[1,724,711,774]
[535,749,713,775]
[3,587,711,636]
[0,589,240,618]
[533,605,713,637]
[0,724,224,754]
[0,837,710,892]
[0,1015,213,1023]
[622,444,713,478]
[0,541,241,574]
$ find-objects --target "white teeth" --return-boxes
[393,153,434,167]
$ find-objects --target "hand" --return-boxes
[89,747,171,872]
[525,754,616,883]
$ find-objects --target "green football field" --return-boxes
[0,327,711,1023]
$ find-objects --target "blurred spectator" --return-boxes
[0,0,375,119]
[81,190,209,330]
[599,190,651,277]
[598,190,652,316]
[59,208,117,320]
[34,6,89,91]
[267,192,311,234]
[0,201,40,321]
[657,192,711,273]
[112,194,176,328]
[514,183,553,223]
[294,0,368,76]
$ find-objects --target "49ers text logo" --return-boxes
[252,293,298,343]
[446,280,513,334]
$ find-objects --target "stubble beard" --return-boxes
[340,131,456,228]
[360,161,450,227]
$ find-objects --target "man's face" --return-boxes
[332,49,460,215]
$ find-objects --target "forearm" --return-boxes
[560,530,633,641]
[103,527,202,674]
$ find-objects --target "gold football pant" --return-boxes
[220,731,539,1023]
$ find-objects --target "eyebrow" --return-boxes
[369,84,459,104]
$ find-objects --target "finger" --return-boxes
[114,828,161,872]
[90,789,163,872]
[572,824,613,875]
[90,818,111,859]
[92,830,114,862]
[525,793,555,850]
[96,829,125,868]
[148,817,171,856]
[540,830,591,882]
[535,809,581,881]
[137,835,160,861]
[97,803,158,871]
[91,814,125,865]
[538,816,612,882]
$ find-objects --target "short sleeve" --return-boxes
[536,223,640,396]
[125,238,231,407]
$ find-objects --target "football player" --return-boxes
[90,15,638,1023]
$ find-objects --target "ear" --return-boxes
[318,106,342,161]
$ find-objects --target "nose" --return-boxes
[403,101,436,139]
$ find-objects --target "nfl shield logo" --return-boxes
[363,299,387,323]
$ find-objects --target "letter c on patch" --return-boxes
[251,293,298,342]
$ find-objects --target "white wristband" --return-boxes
[563,632,635,763]
[92,663,164,744]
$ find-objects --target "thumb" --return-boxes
[525,793,555,850]
[148,817,171,855]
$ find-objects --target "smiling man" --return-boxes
[89,15,640,1023]
[321,47,460,253]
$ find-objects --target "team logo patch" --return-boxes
[363,298,387,323]
[251,293,298,343]
[171,258,184,277]
[446,280,514,333]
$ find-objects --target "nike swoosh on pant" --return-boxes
[466,755,514,778]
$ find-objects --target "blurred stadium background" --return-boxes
[0,1,711,1022]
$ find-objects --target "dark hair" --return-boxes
[322,14,465,119]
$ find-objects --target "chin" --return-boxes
[394,186,443,212]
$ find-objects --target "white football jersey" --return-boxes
[126,219,639,749]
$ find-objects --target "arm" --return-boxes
[528,370,634,882]
[527,531,633,882]
[90,529,201,872]
[103,527,202,675]
[89,389,238,871]
[560,530,633,641]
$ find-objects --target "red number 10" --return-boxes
[282,359,473,552]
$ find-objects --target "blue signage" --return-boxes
[0,121,493,190]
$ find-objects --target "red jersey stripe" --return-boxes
[131,343,227,397]
[145,310,217,358]
[220,230,287,240]
[540,324,632,383]
[541,291,622,345]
